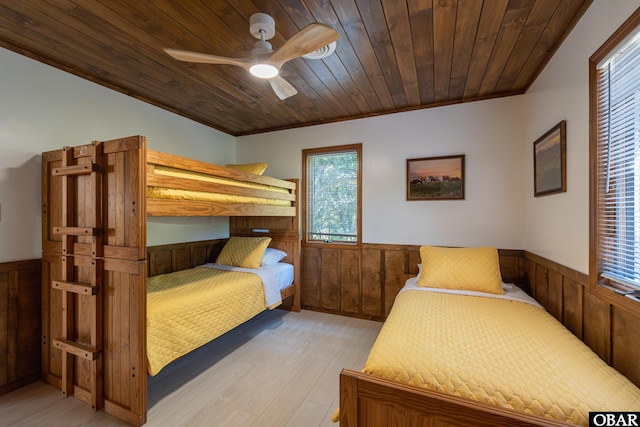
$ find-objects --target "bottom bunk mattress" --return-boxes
[358,281,640,426]
[146,263,292,376]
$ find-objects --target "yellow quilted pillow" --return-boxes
[417,246,503,295]
[215,236,272,269]
[225,162,268,175]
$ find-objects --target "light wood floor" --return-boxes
[0,309,382,427]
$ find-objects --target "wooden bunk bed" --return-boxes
[336,247,640,427]
[41,135,300,426]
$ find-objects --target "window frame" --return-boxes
[589,8,640,312]
[302,143,362,248]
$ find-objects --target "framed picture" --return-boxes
[533,120,566,197]
[406,154,465,200]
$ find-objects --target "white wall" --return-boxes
[522,0,640,273]
[0,47,236,263]
[237,96,526,249]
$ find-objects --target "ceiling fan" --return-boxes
[164,13,339,100]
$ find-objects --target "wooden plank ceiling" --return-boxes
[0,0,592,136]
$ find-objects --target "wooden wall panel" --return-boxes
[612,307,640,385]
[192,244,211,267]
[534,263,549,308]
[302,244,526,321]
[340,249,360,314]
[562,278,583,339]
[301,247,320,307]
[173,247,191,272]
[547,270,563,322]
[148,250,172,276]
[408,249,421,275]
[384,250,407,316]
[0,271,7,388]
[0,259,41,396]
[524,251,640,388]
[320,248,340,311]
[361,248,383,317]
[230,209,299,236]
[498,250,525,288]
[583,291,611,362]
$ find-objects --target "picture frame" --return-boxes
[533,120,566,197]
[406,154,465,200]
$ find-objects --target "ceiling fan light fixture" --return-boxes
[249,63,279,78]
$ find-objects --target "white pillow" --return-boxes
[260,248,287,267]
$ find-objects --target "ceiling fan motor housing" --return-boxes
[250,13,275,40]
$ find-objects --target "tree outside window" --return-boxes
[302,144,362,246]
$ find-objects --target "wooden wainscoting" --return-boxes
[302,243,525,320]
[524,251,640,387]
[147,239,226,277]
[0,259,41,396]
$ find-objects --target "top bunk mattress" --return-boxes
[361,282,640,426]
[147,165,292,206]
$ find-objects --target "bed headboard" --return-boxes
[146,239,226,277]
[146,234,300,277]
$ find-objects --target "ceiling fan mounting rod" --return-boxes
[250,13,275,41]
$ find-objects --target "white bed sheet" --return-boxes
[197,262,294,308]
[400,276,542,308]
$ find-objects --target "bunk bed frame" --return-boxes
[41,135,300,426]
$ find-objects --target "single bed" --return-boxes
[146,249,294,376]
[337,246,640,427]
[41,136,300,425]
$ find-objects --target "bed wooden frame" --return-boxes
[338,369,573,427]
[41,135,300,425]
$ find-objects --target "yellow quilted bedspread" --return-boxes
[147,165,291,206]
[147,267,267,376]
[362,290,640,426]
[146,187,291,206]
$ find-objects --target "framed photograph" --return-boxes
[406,154,465,200]
[533,120,566,197]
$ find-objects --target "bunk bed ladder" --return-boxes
[51,143,104,410]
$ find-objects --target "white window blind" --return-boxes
[596,30,640,291]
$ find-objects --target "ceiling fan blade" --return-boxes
[269,76,297,100]
[164,48,250,69]
[269,23,339,67]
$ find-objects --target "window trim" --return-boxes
[302,143,362,248]
[589,7,640,313]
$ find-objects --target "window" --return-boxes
[302,144,362,245]
[590,9,640,303]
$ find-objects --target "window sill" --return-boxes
[303,241,361,250]
[592,282,640,316]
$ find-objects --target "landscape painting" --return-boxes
[406,155,465,200]
[534,121,566,197]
